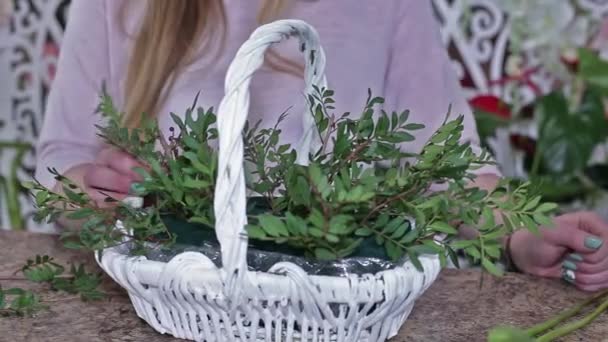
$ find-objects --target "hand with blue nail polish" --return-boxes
[57,147,146,209]
[509,211,608,291]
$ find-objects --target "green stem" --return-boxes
[7,147,28,230]
[0,142,31,150]
[0,142,32,230]
[530,144,542,177]
[536,292,608,342]
[526,289,608,336]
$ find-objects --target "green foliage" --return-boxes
[50,264,104,301]
[0,255,103,317]
[30,86,553,275]
[579,48,608,94]
[243,87,551,273]
[22,255,64,283]
[473,48,608,204]
[533,91,608,175]
[0,287,46,317]
[22,255,104,302]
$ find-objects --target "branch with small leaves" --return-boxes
[30,86,556,276]
[0,255,104,317]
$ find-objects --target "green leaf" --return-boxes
[63,241,84,250]
[66,208,95,220]
[536,202,558,213]
[4,288,25,296]
[481,257,504,277]
[450,240,473,250]
[314,248,337,261]
[385,241,402,261]
[579,48,608,93]
[535,91,607,174]
[407,250,423,271]
[464,246,481,260]
[355,228,373,237]
[325,234,340,243]
[428,221,458,235]
[523,196,541,212]
[246,225,266,239]
[22,255,64,283]
[258,215,289,237]
[404,123,425,130]
[533,213,554,227]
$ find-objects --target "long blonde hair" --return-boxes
[122,0,302,128]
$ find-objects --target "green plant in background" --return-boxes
[28,87,554,275]
[0,141,32,230]
[473,48,608,205]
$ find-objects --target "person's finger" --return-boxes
[571,269,608,290]
[96,148,144,181]
[571,253,608,274]
[573,211,608,238]
[525,264,562,279]
[83,166,133,194]
[543,224,603,255]
[576,282,608,292]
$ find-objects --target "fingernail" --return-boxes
[562,260,577,271]
[129,182,145,196]
[567,253,583,262]
[584,236,604,250]
[562,269,576,284]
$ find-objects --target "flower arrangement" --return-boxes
[28,86,552,275]
[470,1,608,208]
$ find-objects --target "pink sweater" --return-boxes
[36,0,498,189]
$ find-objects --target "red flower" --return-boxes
[469,95,512,119]
[509,134,536,156]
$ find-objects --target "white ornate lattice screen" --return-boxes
[2,0,608,230]
[1,0,67,231]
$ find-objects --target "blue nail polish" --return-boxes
[129,182,148,196]
[562,260,577,271]
[567,253,583,262]
[584,236,604,250]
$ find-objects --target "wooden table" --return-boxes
[1,231,607,342]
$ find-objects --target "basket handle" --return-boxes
[213,20,327,292]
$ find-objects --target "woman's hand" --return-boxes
[58,147,145,207]
[510,211,608,291]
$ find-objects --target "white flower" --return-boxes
[486,128,528,179]
[496,0,575,50]
[505,55,524,77]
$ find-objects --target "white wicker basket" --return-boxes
[96,19,441,342]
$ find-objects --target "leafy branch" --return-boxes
[0,255,104,317]
[30,86,556,275]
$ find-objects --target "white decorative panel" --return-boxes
[1,0,68,231]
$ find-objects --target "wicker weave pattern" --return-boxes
[97,20,441,342]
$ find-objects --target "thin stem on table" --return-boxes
[535,291,608,342]
[525,289,608,336]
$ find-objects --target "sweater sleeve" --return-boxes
[384,1,500,177]
[35,0,111,189]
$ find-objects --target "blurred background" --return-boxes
[2,0,608,231]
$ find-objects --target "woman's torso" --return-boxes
[107,0,401,146]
